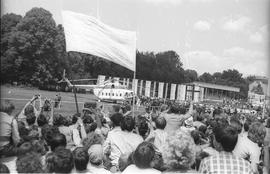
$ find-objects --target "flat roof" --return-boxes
[189,81,240,92]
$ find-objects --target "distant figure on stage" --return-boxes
[54,93,62,108]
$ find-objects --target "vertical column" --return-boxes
[170,84,176,100]
[145,81,151,97]
[158,82,164,98]
[132,79,138,94]
[126,78,130,88]
[164,83,168,99]
[200,87,204,102]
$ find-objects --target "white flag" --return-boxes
[62,10,136,71]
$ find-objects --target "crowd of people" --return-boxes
[0,94,269,174]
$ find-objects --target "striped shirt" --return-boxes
[199,151,253,174]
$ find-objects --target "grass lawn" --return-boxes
[1,85,145,117]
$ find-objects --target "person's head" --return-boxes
[16,152,43,173]
[72,113,79,124]
[82,132,104,151]
[73,147,89,171]
[0,100,15,115]
[85,122,97,134]
[88,144,103,166]
[53,113,64,127]
[191,130,201,145]
[230,119,242,134]
[17,142,33,156]
[50,133,67,151]
[46,147,74,173]
[24,105,34,116]
[155,116,166,130]
[132,142,156,169]
[163,130,196,171]
[138,119,149,138]
[198,125,207,135]
[26,112,36,126]
[213,125,238,152]
[31,140,46,156]
[37,114,48,127]
[121,116,135,132]
[110,113,123,127]
[0,163,10,173]
[248,122,266,145]
[41,124,60,145]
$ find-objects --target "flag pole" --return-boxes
[132,70,136,118]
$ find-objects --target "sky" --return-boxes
[1,0,270,77]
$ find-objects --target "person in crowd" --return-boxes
[88,144,111,174]
[162,102,193,133]
[0,163,10,173]
[199,125,253,174]
[0,100,20,157]
[41,124,60,151]
[82,132,104,151]
[26,112,39,139]
[16,152,44,173]
[162,129,197,173]
[45,147,74,173]
[122,142,161,174]
[72,147,89,173]
[49,133,67,152]
[233,121,266,173]
[53,113,75,149]
[17,94,41,126]
[103,112,123,171]
[136,115,150,140]
[145,116,167,152]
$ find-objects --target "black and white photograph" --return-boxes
[0,0,269,173]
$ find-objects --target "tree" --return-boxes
[184,69,198,82]
[198,72,213,83]
[4,8,59,87]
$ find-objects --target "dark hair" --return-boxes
[214,125,238,152]
[81,132,103,151]
[72,114,79,124]
[85,122,97,134]
[133,142,155,169]
[37,114,48,127]
[17,142,33,156]
[230,119,242,134]
[24,105,34,116]
[41,124,60,145]
[266,118,270,128]
[0,100,15,115]
[198,125,207,134]
[46,147,74,173]
[50,133,67,151]
[191,130,201,145]
[53,113,64,126]
[0,163,10,173]
[110,113,123,127]
[121,116,135,132]
[16,152,43,173]
[138,120,149,138]
[31,140,46,156]
[83,115,94,124]
[155,116,166,130]
[26,112,36,126]
[73,147,89,171]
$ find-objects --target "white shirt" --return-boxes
[88,165,111,174]
[122,164,161,174]
[233,134,261,173]
[103,127,143,165]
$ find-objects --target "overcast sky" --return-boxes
[2,0,269,77]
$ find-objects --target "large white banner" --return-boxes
[62,10,136,71]
[145,81,151,97]
[170,84,176,100]
[158,82,164,98]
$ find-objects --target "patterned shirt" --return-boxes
[199,151,253,174]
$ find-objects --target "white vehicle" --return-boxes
[59,71,134,103]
